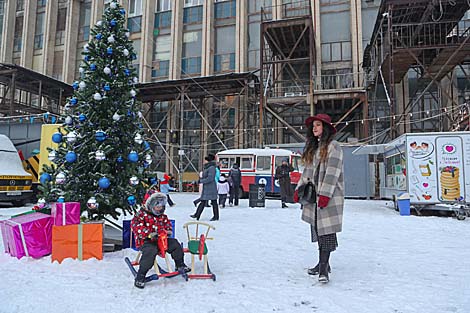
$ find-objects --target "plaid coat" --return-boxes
[298,140,344,237]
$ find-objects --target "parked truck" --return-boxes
[0,134,34,206]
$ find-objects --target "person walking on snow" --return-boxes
[217,174,230,208]
[190,154,220,221]
[275,158,294,208]
[131,192,190,289]
[160,173,176,207]
[294,113,344,284]
[228,163,241,206]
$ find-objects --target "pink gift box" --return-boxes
[51,202,81,226]
[1,212,52,259]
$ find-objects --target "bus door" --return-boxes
[255,155,274,192]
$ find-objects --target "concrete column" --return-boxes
[20,0,37,68]
[0,0,16,62]
[350,0,363,87]
[90,0,104,27]
[140,0,156,82]
[201,0,214,76]
[311,0,322,80]
[63,0,80,84]
[273,0,282,20]
[43,0,58,75]
[170,0,183,79]
[235,0,247,72]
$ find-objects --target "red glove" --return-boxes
[293,190,299,203]
[318,195,330,208]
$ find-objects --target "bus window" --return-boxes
[275,156,285,168]
[240,156,253,169]
[256,156,271,171]
[291,155,301,171]
[219,157,230,169]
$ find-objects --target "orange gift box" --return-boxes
[52,222,103,263]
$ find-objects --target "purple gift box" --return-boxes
[51,202,81,226]
[0,212,52,259]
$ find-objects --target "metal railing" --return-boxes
[392,21,470,49]
[265,80,309,98]
[261,0,310,22]
[314,72,365,90]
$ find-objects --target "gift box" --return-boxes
[0,212,52,259]
[122,219,175,250]
[51,202,81,226]
[51,222,103,263]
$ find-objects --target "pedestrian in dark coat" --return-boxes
[190,154,220,221]
[275,158,294,208]
[228,163,242,206]
[293,113,344,284]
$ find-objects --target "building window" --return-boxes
[55,8,67,46]
[184,0,203,7]
[157,0,172,12]
[183,5,203,24]
[38,0,47,8]
[128,16,142,33]
[152,60,170,77]
[13,17,23,52]
[78,2,91,42]
[214,26,235,73]
[17,0,25,12]
[214,53,235,72]
[129,0,142,17]
[34,13,45,50]
[181,57,201,74]
[155,12,171,28]
[214,0,236,19]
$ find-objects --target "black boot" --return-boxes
[307,263,331,275]
[134,273,146,289]
[282,202,288,208]
[318,250,331,283]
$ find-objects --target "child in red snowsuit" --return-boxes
[131,192,189,289]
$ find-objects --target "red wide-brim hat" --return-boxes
[305,113,337,134]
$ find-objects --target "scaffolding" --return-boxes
[137,72,258,188]
[364,0,470,143]
[0,63,72,117]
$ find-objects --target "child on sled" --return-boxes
[131,192,190,289]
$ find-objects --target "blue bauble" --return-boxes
[57,196,65,203]
[150,177,157,185]
[116,156,124,163]
[95,130,107,142]
[124,69,130,76]
[143,141,150,150]
[96,33,102,40]
[127,195,136,205]
[120,8,126,15]
[79,113,86,122]
[107,47,113,55]
[98,177,111,189]
[52,132,63,143]
[131,53,137,60]
[110,19,117,27]
[65,151,77,163]
[128,151,139,163]
[104,84,111,91]
[72,82,79,90]
[84,55,90,61]
[90,64,96,71]
[70,97,78,105]
[39,173,52,184]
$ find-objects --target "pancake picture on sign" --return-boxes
[439,166,461,201]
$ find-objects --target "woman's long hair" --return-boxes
[301,121,335,165]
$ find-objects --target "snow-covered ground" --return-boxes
[1,194,469,313]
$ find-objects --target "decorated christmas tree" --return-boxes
[39,1,151,220]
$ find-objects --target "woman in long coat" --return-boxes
[190,154,219,221]
[294,113,344,283]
